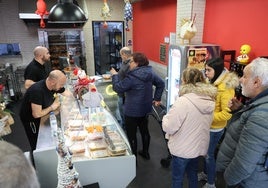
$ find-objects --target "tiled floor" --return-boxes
[3,100,226,188]
[126,115,226,188]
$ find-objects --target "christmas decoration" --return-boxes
[236,44,251,64]
[73,68,95,99]
[179,14,197,45]
[0,84,14,139]
[56,128,82,188]
[124,0,133,31]
[103,21,108,29]
[35,0,49,28]
[82,86,104,108]
[101,0,111,28]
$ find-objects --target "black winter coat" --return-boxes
[112,66,164,117]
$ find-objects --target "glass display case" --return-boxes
[38,29,87,71]
[33,87,135,188]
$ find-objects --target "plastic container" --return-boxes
[49,111,57,137]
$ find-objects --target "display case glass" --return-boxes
[33,84,135,188]
[60,95,132,161]
[38,29,86,71]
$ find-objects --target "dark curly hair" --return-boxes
[132,52,149,67]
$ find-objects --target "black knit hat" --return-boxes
[205,57,224,83]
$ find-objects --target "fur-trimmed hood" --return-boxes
[213,68,240,90]
[163,81,217,158]
[180,82,218,100]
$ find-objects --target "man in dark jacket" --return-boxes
[110,52,164,159]
[116,46,132,130]
[216,57,268,188]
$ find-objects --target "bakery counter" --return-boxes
[93,76,118,118]
[33,94,135,188]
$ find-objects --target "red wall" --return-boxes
[133,0,268,64]
[132,0,176,64]
[203,0,268,60]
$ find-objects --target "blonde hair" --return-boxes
[182,67,205,85]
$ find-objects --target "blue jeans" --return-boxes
[205,130,224,184]
[172,155,198,188]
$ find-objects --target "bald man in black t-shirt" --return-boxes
[20,70,69,152]
[24,46,51,89]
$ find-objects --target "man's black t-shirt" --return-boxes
[24,59,49,82]
[20,80,55,122]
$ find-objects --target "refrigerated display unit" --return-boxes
[38,29,86,72]
[166,44,220,111]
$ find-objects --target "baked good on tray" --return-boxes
[67,119,84,131]
[87,139,107,151]
[69,142,86,155]
[90,149,109,158]
[67,130,87,141]
[86,125,104,140]
[107,143,127,156]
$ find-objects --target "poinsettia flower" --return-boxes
[0,84,4,92]
[91,87,97,92]
[73,68,79,75]
[79,78,90,85]
[90,78,95,83]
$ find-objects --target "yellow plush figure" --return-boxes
[236,44,251,64]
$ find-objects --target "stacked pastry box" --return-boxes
[63,106,128,159]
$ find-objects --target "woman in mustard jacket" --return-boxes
[199,57,239,188]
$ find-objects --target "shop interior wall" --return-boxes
[132,0,177,64]
[0,0,39,69]
[2,0,266,76]
[0,0,126,76]
[133,0,268,63]
[203,0,268,59]
[83,0,126,76]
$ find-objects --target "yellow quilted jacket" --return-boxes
[210,69,239,129]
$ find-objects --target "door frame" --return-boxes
[92,21,125,75]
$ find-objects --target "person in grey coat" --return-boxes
[216,57,268,188]
[116,46,132,130]
[0,141,40,188]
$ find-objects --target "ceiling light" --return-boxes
[48,0,87,23]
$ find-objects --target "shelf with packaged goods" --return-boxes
[108,31,122,67]
[33,87,135,188]
[38,29,85,71]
